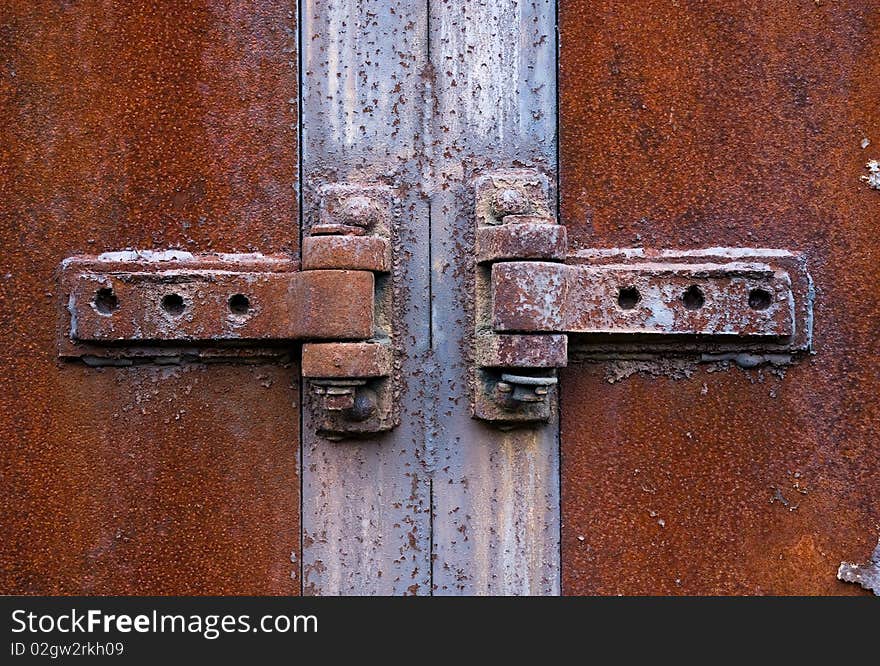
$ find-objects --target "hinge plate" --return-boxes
[492,249,812,354]
[58,253,375,359]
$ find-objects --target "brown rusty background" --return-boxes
[560,0,880,594]
[0,1,300,593]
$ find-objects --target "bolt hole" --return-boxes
[617,286,640,310]
[228,293,251,315]
[748,288,773,310]
[94,287,118,315]
[161,293,186,316]
[682,285,705,310]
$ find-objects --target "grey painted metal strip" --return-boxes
[427,0,560,594]
[300,0,432,595]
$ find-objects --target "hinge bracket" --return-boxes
[59,183,399,440]
[472,169,814,427]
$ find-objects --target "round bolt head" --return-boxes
[491,188,530,218]
[339,195,380,229]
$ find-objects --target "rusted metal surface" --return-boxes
[473,330,566,426]
[0,1,300,593]
[476,223,567,264]
[560,0,880,594]
[301,0,431,594]
[7,364,300,595]
[302,236,391,272]
[61,256,375,344]
[491,258,799,338]
[429,1,560,594]
[302,342,393,379]
[475,334,568,370]
[490,262,568,333]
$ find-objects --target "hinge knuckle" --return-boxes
[289,269,375,340]
[475,220,567,263]
[299,183,399,440]
[474,334,568,369]
[302,342,392,379]
[490,261,569,332]
[302,235,391,272]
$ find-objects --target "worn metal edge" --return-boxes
[57,253,301,359]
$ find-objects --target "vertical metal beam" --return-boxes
[428,1,560,594]
[300,0,432,594]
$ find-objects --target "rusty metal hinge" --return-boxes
[472,169,814,426]
[59,183,399,440]
[300,183,399,439]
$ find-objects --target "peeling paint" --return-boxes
[301,0,432,596]
[838,540,880,595]
[861,159,880,190]
[604,358,696,383]
[429,0,560,595]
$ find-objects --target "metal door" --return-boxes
[558,1,880,594]
[3,1,877,597]
[0,0,559,597]
[0,2,301,594]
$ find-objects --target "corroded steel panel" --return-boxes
[560,0,880,594]
[0,1,300,594]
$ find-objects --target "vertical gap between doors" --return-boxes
[296,0,305,597]
[553,0,563,596]
[426,0,435,597]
